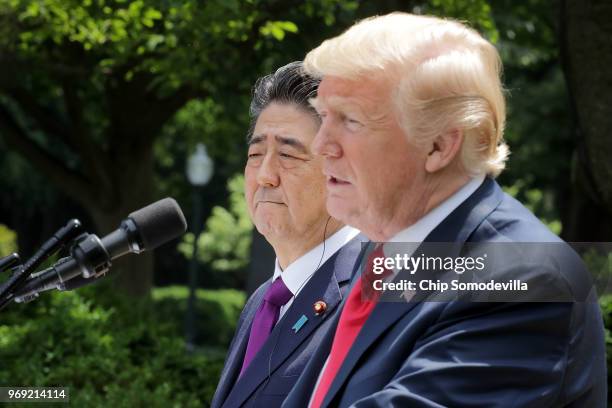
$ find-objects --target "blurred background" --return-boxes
[0,0,611,406]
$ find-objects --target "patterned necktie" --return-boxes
[239,276,293,376]
[310,245,390,408]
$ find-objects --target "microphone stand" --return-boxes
[0,220,83,311]
[0,253,21,297]
[0,253,21,301]
[0,253,20,273]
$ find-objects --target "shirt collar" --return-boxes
[273,225,360,296]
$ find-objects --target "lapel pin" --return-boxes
[313,300,327,315]
[292,314,308,333]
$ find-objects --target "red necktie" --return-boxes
[310,245,389,408]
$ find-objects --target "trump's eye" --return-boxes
[280,153,297,159]
[343,116,363,131]
[248,153,262,158]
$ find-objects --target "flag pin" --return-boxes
[292,314,308,333]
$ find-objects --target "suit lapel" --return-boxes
[322,178,504,407]
[212,282,269,408]
[222,237,361,408]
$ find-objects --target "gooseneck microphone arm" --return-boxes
[0,253,20,274]
[12,218,144,302]
[0,219,83,311]
[1,197,187,309]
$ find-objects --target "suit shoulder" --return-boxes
[471,192,562,243]
[470,192,595,301]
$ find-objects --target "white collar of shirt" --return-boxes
[273,225,360,297]
[385,175,485,252]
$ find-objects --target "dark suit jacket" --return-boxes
[283,177,606,407]
[211,235,365,408]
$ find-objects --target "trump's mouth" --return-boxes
[327,175,351,186]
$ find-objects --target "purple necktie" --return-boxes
[239,277,293,376]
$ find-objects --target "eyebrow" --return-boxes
[311,95,387,125]
[311,95,365,116]
[248,134,308,154]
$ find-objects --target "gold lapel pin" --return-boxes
[313,300,327,315]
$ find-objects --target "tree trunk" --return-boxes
[560,0,612,241]
[88,143,156,298]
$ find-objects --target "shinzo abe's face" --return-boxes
[244,102,330,244]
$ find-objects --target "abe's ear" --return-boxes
[425,129,463,173]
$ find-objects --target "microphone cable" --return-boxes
[255,216,333,400]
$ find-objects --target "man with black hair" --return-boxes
[211,62,362,408]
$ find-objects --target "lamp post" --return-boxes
[185,143,214,352]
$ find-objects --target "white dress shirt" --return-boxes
[308,175,485,406]
[273,225,361,322]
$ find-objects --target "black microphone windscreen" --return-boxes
[128,198,187,250]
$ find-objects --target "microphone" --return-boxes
[14,197,187,300]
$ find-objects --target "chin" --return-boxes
[326,198,356,227]
[255,216,287,237]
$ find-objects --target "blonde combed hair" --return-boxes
[304,12,509,177]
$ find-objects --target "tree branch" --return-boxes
[5,88,71,145]
[0,103,99,210]
[145,85,201,138]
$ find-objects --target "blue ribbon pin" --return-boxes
[292,314,308,333]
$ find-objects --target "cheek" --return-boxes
[286,172,327,212]
[243,172,258,212]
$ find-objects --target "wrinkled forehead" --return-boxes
[248,134,309,154]
[249,102,320,149]
[311,75,393,112]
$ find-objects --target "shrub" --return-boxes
[179,174,253,288]
[0,224,17,258]
[0,284,244,407]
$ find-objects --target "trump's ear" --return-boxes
[424,129,463,173]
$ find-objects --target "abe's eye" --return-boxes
[247,153,264,165]
[248,153,263,158]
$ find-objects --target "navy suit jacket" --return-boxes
[211,235,365,408]
[283,178,606,407]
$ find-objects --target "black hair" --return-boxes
[247,61,321,141]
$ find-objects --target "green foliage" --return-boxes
[503,181,562,235]
[0,0,365,294]
[259,20,299,41]
[0,224,17,257]
[1,0,272,94]
[179,174,253,274]
[0,285,245,406]
[154,97,249,207]
[152,286,246,346]
[488,0,573,234]
[0,0,362,106]
[599,294,612,400]
[422,0,499,42]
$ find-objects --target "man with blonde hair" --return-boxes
[282,12,606,408]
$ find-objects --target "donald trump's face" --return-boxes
[311,75,431,241]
